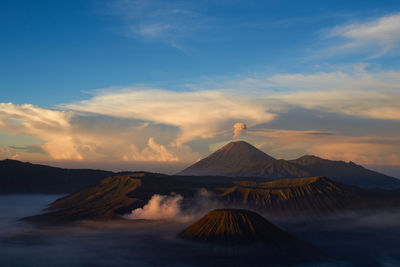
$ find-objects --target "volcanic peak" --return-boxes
[179,208,292,244]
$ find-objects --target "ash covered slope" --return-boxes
[218,176,400,216]
[179,141,307,178]
[24,175,143,222]
[179,209,323,263]
[217,176,369,215]
[25,173,204,222]
[179,208,293,244]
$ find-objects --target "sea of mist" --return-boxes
[0,194,400,266]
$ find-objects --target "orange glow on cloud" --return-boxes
[251,129,400,166]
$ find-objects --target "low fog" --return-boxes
[1,195,400,266]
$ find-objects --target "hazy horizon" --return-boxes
[3,151,400,179]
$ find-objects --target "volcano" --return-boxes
[179,141,285,177]
[179,208,294,245]
[179,209,325,263]
[179,141,400,189]
[218,176,368,215]
[179,141,310,178]
[23,172,400,224]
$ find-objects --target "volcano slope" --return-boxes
[289,155,400,188]
[24,172,207,223]
[179,209,321,263]
[179,141,309,178]
[24,172,400,224]
[178,141,284,177]
[179,141,400,189]
[216,176,400,216]
[179,208,293,245]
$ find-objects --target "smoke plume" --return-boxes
[233,122,247,139]
[125,193,192,222]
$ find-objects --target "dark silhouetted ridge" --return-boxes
[0,159,115,194]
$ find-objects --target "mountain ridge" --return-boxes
[289,155,400,188]
[217,176,369,216]
[179,141,400,189]
[23,173,400,223]
[0,159,118,194]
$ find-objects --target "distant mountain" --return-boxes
[179,141,400,189]
[289,155,400,189]
[0,159,116,194]
[179,141,306,178]
[179,208,294,245]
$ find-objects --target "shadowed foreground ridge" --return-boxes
[179,208,294,245]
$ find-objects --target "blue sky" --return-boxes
[1,0,399,105]
[1,0,400,175]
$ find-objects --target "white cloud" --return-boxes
[207,66,400,121]
[250,129,400,166]
[64,89,275,145]
[123,137,179,162]
[277,90,400,121]
[1,65,400,166]
[0,103,80,160]
[0,103,198,162]
[266,67,400,121]
[106,0,208,48]
[324,13,400,57]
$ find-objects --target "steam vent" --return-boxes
[179,209,295,246]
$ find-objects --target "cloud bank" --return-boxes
[250,129,400,166]
[0,103,199,163]
[64,89,275,146]
[1,65,400,168]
